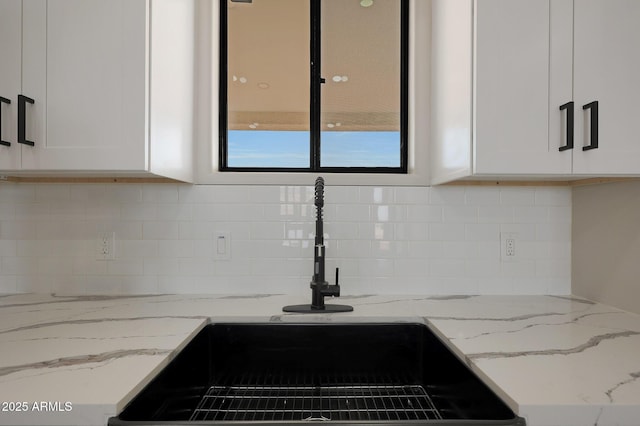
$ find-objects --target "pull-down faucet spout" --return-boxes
[283,177,353,314]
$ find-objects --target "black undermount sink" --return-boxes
[109,323,525,425]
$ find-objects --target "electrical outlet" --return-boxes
[96,232,115,261]
[501,232,518,261]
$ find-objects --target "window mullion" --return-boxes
[310,0,322,171]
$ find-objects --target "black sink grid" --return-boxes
[109,323,525,425]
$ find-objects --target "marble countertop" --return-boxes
[0,293,639,426]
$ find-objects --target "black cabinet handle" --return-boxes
[582,100,598,151]
[0,96,11,147]
[559,101,574,151]
[18,95,35,147]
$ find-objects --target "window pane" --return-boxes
[320,0,402,168]
[226,0,310,168]
[228,130,309,168]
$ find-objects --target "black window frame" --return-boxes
[219,0,409,174]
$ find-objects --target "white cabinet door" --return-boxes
[0,0,22,170]
[572,0,640,175]
[473,0,573,175]
[21,0,148,171]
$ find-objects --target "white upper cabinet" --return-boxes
[21,0,148,172]
[0,0,195,181]
[572,0,640,175]
[0,0,22,170]
[431,0,640,184]
[473,0,573,176]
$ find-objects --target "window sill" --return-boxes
[194,170,429,186]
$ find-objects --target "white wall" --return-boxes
[573,181,640,315]
[0,183,571,296]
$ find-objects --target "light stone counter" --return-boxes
[0,293,639,426]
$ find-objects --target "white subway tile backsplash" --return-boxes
[465,223,500,241]
[248,186,287,204]
[394,187,428,204]
[359,222,395,241]
[35,184,71,202]
[500,187,535,205]
[335,204,370,222]
[513,205,549,223]
[407,241,443,258]
[371,240,401,258]
[325,222,359,240]
[156,203,193,221]
[478,205,513,224]
[336,240,372,259]
[0,221,38,240]
[104,185,143,203]
[106,221,144,240]
[121,275,159,294]
[535,259,571,278]
[121,203,157,221]
[501,259,536,278]
[374,205,406,222]
[17,275,50,293]
[16,240,50,257]
[142,184,179,203]
[430,186,466,205]
[82,275,124,294]
[535,187,572,206]
[465,258,501,277]
[107,259,144,276]
[465,187,500,205]
[536,222,572,242]
[406,205,442,222]
[14,202,50,221]
[394,222,427,241]
[69,184,106,202]
[0,240,16,257]
[394,258,429,277]
[73,257,108,275]
[0,183,571,296]
[0,275,17,293]
[49,201,87,220]
[0,183,36,202]
[179,258,215,276]
[429,223,466,241]
[443,205,478,223]
[3,257,35,275]
[38,257,74,275]
[360,187,395,204]
[143,221,180,240]
[430,259,466,277]
[325,186,359,204]
[548,206,572,223]
[144,258,181,276]
[120,240,160,258]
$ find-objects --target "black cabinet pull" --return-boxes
[18,95,35,147]
[559,101,574,151]
[582,100,598,151]
[0,96,11,147]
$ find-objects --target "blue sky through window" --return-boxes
[228,130,400,168]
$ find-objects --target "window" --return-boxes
[219,0,408,173]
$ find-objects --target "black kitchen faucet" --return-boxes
[283,177,353,313]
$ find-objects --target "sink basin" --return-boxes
[109,323,525,425]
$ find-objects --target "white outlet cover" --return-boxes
[213,231,231,260]
[96,232,115,261]
[500,232,518,262]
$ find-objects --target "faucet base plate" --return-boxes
[282,304,353,313]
